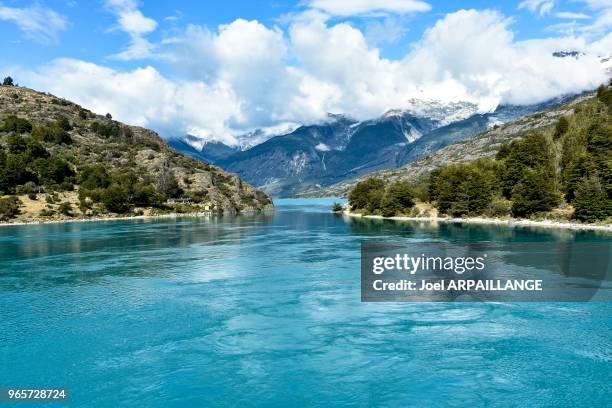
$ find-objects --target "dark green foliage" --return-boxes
[35,156,74,185]
[58,202,73,216]
[0,196,20,220]
[31,123,72,144]
[55,116,72,131]
[432,161,498,217]
[348,178,415,216]
[499,132,554,199]
[2,115,32,133]
[101,184,129,213]
[7,133,27,153]
[511,168,560,217]
[553,116,569,140]
[132,183,163,207]
[348,178,385,212]
[79,165,111,190]
[2,76,14,86]
[91,121,121,138]
[495,143,511,160]
[597,84,612,110]
[332,202,343,212]
[381,181,414,217]
[157,165,183,199]
[573,176,608,222]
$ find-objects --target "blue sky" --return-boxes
[1,0,606,70]
[1,1,610,143]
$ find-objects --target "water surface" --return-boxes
[1,198,611,407]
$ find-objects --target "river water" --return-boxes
[0,198,610,407]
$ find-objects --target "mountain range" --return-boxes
[171,95,580,197]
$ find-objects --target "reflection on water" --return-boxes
[0,198,611,407]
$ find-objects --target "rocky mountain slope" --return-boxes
[300,93,595,198]
[175,96,578,197]
[0,85,272,223]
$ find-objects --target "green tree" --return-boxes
[2,76,13,86]
[79,165,111,190]
[348,178,385,212]
[0,196,20,220]
[499,132,554,198]
[573,176,609,222]
[381,181,414,217]
[7,133,27,153]
[433,162,497,217]
[157,163,182,199]
[511,168,560,217]
[101,184,130,213]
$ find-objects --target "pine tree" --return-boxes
[573,176,609,222]
[511,168,560,217]
[381,181,414,216]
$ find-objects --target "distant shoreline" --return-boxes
[0,209,273,228]
[344,211,612,232]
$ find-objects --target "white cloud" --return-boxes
[104,0,158,60]
[305,0,431,16]
[16,9,610,146]
[364,16,409,46]
[0,4,67,44]
[554,11,591,19]
[20,59,243,144]
[519,0,555,16]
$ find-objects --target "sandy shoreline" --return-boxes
[0,209,273,228]
[344,211,612,232]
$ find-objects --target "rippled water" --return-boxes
[0,198,611,407]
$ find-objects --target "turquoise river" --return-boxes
[0,198,610,407]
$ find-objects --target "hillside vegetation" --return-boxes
[0,84,272,223]
[346,83,612,223]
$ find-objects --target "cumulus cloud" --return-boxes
[17,8,611,145]
[0,4,67,44]
[104,0,158,60]
[305,0,431,16]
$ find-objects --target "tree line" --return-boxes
[348,82,612,223]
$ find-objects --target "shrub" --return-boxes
[101,184,130,213]
[553,116,569,140]
[58,202,73,216]
[2,76,14,86]
[2,115,32,133]
[7,133,27,153]
[39,208,55,217]
[0,196,21,221]
[332,202,344,212]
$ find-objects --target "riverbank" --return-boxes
[0,208,274,227]
[344,210,612,232]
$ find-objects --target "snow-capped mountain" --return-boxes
[168,92,588,197]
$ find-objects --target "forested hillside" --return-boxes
[347,82,612,223]
[0,82,272,223]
